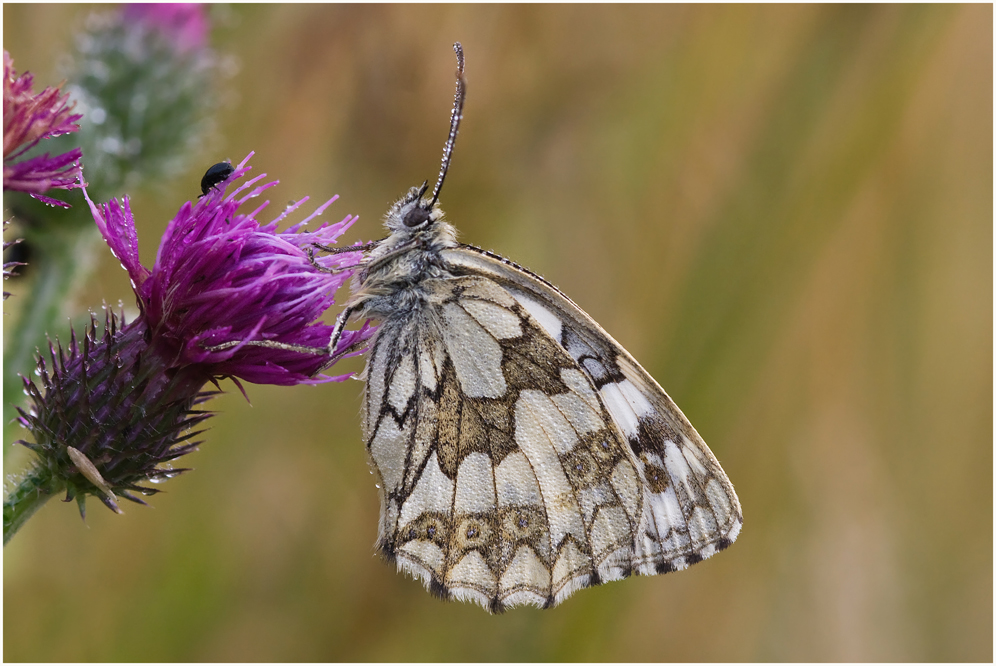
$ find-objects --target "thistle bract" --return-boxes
[16,311,212,516]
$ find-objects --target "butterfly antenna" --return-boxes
[428,42,465,209]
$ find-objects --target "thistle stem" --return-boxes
[3,464,64,546]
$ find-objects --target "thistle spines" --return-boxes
[14,308,212,519]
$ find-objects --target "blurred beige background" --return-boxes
[4,4,991,661]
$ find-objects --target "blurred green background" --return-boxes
[4,4,991,661]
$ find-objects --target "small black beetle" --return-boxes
[199,161,235,197]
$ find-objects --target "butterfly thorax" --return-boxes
[349,187,459,320]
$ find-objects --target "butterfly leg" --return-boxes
[199,305,363,371]
[314,304,369,373]
[313,240,377,254]
[307,241,378,273]
[201,338,330,355]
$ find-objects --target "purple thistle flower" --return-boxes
[3,51,83,208]
[83,152,373,385]
[9,154,373,523]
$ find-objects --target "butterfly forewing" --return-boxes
[441,247,743,574]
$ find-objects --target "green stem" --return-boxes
[3,464,65,546]
[3,222,102,456]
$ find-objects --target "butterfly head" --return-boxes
[386,180,435,231]
[381,180,457,248]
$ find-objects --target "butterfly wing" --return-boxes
[361,246,741,612]
[440,248,743,575]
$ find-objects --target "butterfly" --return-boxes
[315,43,742,613]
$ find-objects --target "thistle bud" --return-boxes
[15,311,211,518]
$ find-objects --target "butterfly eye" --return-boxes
[403,206,431,228]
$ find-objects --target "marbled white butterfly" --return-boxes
[316,43,742,613]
